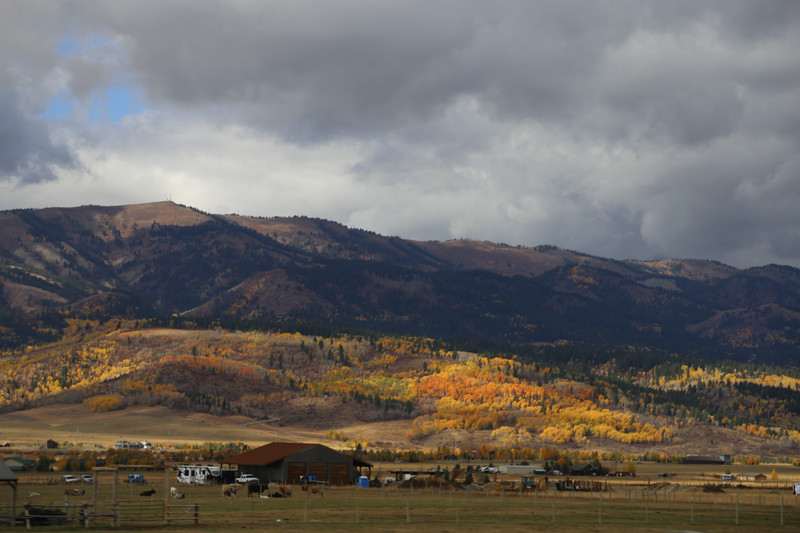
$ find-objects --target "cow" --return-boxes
[140,489,156,497]
[64,488,86,496]
[266,483,293,497]
[247,484,261,497]
[301,484,323,497]
[222,485,238,498]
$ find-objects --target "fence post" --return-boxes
[194,503,199,525]
[92,473,99,527]
[598,490,602,525]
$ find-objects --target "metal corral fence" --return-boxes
[0,501,198,527]
[3,475,800,531]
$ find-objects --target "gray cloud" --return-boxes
[1,0,799,268]
[0,71,76,184]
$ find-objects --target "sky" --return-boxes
[1,1,799,269]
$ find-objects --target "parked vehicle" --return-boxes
[63,475,79,484]
[81,474,94,484]
[177,464,236,485]
[235,474,259,484]
[124,474,145,483]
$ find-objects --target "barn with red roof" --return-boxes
[223,442,371,486]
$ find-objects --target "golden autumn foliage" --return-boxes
[84,394,125,412]
[2,322,800,451]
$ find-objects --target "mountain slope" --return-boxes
[1,201,800,363]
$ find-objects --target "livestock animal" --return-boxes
[64,488,86,496]
[222,485,238,498]
[247,483,262,497]
[265,484,292,497]
[301,484,323,497]
[140,488,156,497]
[170,487,185,499]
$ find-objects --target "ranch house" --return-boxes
[737,473,767,482]
[222,442,372,486]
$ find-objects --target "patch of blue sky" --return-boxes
[88,86,144,123]
[40,86,144,123]
[39,92,77,120]
[44,37,141,123]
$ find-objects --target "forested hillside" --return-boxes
[2,318,799,457]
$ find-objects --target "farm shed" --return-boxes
[685,454,732,465]
[569,462,606,476]
[0,460,18,522]
[222,442,372,486]
[4,457,33,472]
[500,465,541,475]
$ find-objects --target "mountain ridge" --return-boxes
[1,201,799,363]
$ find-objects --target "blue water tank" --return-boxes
[358,476,369,488]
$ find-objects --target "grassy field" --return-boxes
[3,469,800,532]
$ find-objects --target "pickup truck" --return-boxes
[235,474,259,484]
[124,473,146,483]
[63,475,80,484]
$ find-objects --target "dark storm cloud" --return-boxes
[2,0,799,268]
[0,71,76,184]
[87,1,799,146]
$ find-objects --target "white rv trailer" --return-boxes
[176,464,223,485]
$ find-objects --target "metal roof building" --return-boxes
[223,442,372,486]
[0,460,18,523]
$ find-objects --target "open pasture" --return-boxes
[3,470,800,532]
